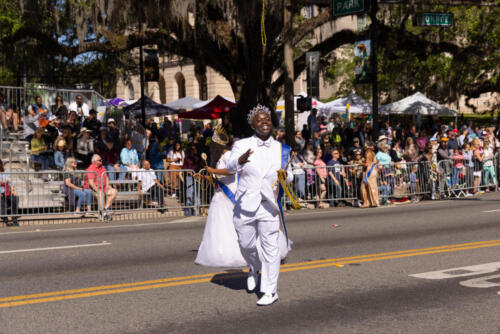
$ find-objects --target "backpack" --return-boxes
[0,181,11,197]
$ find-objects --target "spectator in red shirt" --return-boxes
[85,154,117,221]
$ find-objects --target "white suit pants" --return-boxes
[233,200,280,294]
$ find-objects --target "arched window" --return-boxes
[197,74,208,101]
[175,72,186,99]
[128,84,135,100]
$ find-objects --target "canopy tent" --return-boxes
[178,95,236,119]
[104,97,125,107]
[319,94,372,115]
[164,96,202,110]
[276,91,324,111]
[122,96,177,118]
[119,99,137,107]
[379,92,457,116]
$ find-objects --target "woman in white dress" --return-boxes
[195,147,291,268]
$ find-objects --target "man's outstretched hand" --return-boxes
[238,149,253,165]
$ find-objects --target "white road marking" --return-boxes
[482,209,500,213]
[410,262,500,280]
[0,242,112,254]
[460,274,500,288]
[0,218,202,236]
[411,262,500,297]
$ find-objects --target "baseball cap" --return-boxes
[107,118,115,124]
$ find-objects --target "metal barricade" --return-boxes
[102,169,198,217]
[377,161,433,203]
[0,170,99,222]
[0,85,106,111]
[196,169,216,216]
[290,164,359,209]
[438,156,498,198]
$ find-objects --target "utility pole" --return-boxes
[139,44,146,129]
[284,0,295,146]
[370,0,379,140]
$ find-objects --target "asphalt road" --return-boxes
[0,193,499,334]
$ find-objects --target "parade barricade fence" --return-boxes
[0,170,99,220]
[437,158,498,198]
[101,169,197,217]
[5,158,498,224]
[289,165,360,208]
[376,161,434,202]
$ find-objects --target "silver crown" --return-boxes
[247,104,271,124]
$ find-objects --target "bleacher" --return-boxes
[1,131,152,214]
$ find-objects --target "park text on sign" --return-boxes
[414,13,453,27]
[333,0,365,17]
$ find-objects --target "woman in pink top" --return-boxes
[313,148,328,208]
[451,148,464,186]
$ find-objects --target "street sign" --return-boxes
[333,0,365,17]
[414,13,453,27]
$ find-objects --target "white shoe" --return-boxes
[257,293,278,306]
[247,272,258,292]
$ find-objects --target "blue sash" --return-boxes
[214,178,236,204]
[277,143,291,246]
[364,163,375,184]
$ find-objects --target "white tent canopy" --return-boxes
[164,96,202,110]
[379,92,457,116]
[319,93,372,116]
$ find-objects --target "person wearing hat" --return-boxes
[429,137,439,156]
[30,127,51,170]
[437,137,450,162]
[54,139,69,170]
[377,135,389,147]
[106,118,121,146]
[347,137,363,158]
[76,127,94,168]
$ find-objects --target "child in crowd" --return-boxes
[452,148,464,186]
[409,165,419,201]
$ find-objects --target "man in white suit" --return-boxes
[226,105,293,306]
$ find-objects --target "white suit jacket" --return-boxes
[226,135,293,214]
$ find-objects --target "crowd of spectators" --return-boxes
[1,93,499,219]
[286,109,500,208]
[0,94,211,219]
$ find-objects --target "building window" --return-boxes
[128,84,134,100]
[175,72,186,99]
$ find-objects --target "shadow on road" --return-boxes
[211,270,250,292]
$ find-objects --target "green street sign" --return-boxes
[333,0,365,17]
[414,13,453,27]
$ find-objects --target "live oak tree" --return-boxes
[326,2,499,114]
[0,0,498,135]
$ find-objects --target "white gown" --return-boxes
[195,151,291,268]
